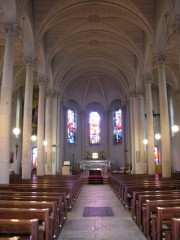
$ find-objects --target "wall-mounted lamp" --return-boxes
[143,139,148,145]
[13,127,21,136]
[31,135,37,141]
[172,125,179,133]
[155,133,161,140]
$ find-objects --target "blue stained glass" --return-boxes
[113,109,122,144]
[67,109,76,144]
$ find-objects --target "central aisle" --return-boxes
[58,184,146,240]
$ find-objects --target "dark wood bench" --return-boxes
[151,206,180,240]
[0,219,39,240]
[0,238,24,240]
[123,183,180,209]
[0,200,57,238]
[136,193,180,229]
[0,193,64,233]
[0,190,67,230]
[142,199,180,239]
[0,184,75,211]
[0,208,50,240]
[171,218,180,240]
[112,175,180,206]
[132,189,180,223]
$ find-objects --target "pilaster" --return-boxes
[36,76,46,176]
[156,54,171,178]
[22,56,36,179]
[0,23,20,183]
[144,75,155,175]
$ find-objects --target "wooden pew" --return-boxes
[0,200,57,238]
[110,174,180,207]
[136,193,180,230]
[132,189,180,223]
[142,199,180,239]
[151,206,180,240]
[0,219,39,240]
[123,183,179,209]
[4,191,66,221]
[136,193,180,229]
[0,208,50,240]
[171,218,180,240]
[0,238,24,240]
[0,190,67,230]
[0,184,74,211]
[0,193,64,233]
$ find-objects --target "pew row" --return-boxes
[0,208,50,240]
[0,219,39,240]
[0,200,57,239]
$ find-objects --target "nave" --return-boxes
[58,184,146,240]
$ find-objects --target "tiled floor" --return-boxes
[58,184,146,240]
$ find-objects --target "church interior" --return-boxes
[0,0,180,239]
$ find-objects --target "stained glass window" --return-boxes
[154,146,160,165]
[89,111,101,144]
[32,147,37,168]
[67,109,76,144]
[113,109,122,144]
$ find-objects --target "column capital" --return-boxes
[172,20,180,34]
[136,90,144,98]
[46,90,53,98]
[154,54,167,65]
[127,90,136,98]
[46,89,60,98]
[2,23,21,37]
[127,89,144,98]
[24,56,37,67]
[174,89,180,100]
[54,91,61,98]
[37,76,47,86]
[143,74,154,84]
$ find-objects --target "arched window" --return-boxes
[154,146,160,165]
[67,109,76,144]
[32,147,37,168]
[89,111,101,144]
[113,109,122,144]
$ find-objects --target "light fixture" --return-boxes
[143,139,148,145]
[13,127,21,136]
[43,140,47,146]
[172,125,179,133]
[31,122,37,141]
[31,135,37,141]
[155,133,161,140]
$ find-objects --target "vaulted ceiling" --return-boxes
[0,0,179,109]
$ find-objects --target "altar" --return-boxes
[79,159,111,177]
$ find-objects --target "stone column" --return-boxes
[144,75,155,175]
[0,23,20,183]
[136,91,146,174]
[56,93,62,173]
[128,90,146,174]
[22,56,36,179]
[128,91,136,173]
[57,94,63,173]
[45,91,53,175]
[156,54,171,178]
[36,77,46,176]
[52,91,59,175]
